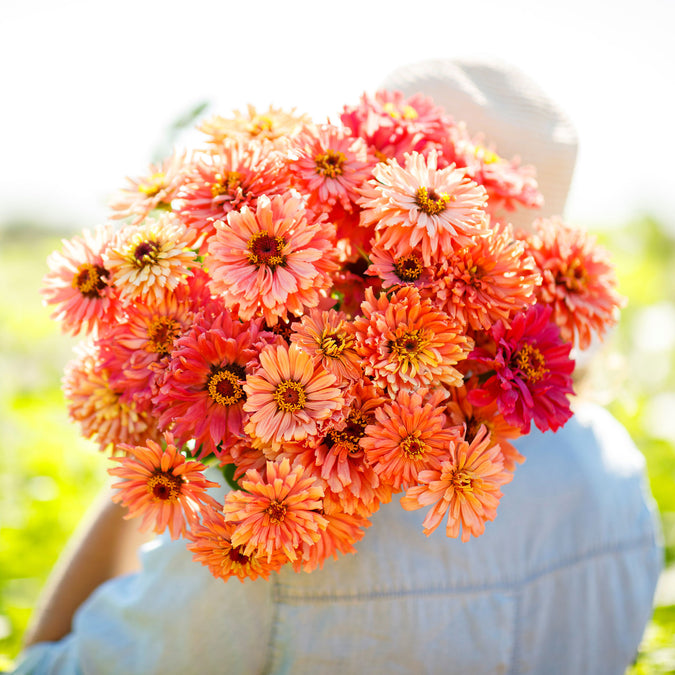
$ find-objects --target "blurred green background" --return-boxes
[1,216,674,673]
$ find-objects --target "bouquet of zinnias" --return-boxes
[42,91,623,581]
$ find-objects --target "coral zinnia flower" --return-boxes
[63,341,161,452]
[353,286,473,395]
[223,458,328,561]
[467,304,575,434]
[109,433,220,539]
[199,104,310,146]
[207,192,339,326]
[243,343,344,450]
[290,308,361,382]
[526,218,624,349]
[187,507,286,582]
[367,246,433,291]
[287,123,375,213]
[177,140,289,248]
[104,214,196,305]
[358,151,488,264]
[401,426,513,541]
[362,387,461,491]
[428,220,541,331]
[155,310,262,459]
[42,225,118,336]
[109,150,186,224]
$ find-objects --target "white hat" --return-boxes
[380,57,578,230]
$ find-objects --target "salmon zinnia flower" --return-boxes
[526,217,624,349]
[401,426,513,541]
[353,286,473,394]
[109,433,221,539]
[358,151,488,264]
[243,343,344,450]
[207,192,339,325]
[223,458,328,561]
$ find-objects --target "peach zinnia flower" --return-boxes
[290,308,360,382]
[362,388,460,491]
[243,343,344,450]
[187,507,286,582]
[526,217,624,349]
[353,286,473,394]
[207,192,339,325]
[42,225,118,336]
[428,220,541,331]
[109,433,220,539]
[401,426,513,541]
[104,214,196,305]
[223,458,328,561]
[109,150,186,224]
[358,151,488,264]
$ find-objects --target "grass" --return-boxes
[0,222,674,672]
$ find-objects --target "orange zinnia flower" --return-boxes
[223,458,328,561]
[109,434,220,539]
[401,426,513,542]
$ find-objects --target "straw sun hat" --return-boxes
[380,57,579,230]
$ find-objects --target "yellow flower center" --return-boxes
[325,410,370,454]
[558,258,587,293]
[415,186,452,215]
[514,343,549,383]
[249,115,273,136]
[146,472,184,502]
[146,317,181,356]
[72,263,109,298]
[382,102,419,120]
[273,381,307,413]
[207,365,246,406]
[247,232,285,269]
[450,468,475,493]
[473,145,501,164]
[319,330,352,358]
[315,149,347,178]
[265,499,287,524]
[211,171,243,198]
[138,171,167,197]
[132,239,161,266]
[393,254,424,282]
[400,434,428,458]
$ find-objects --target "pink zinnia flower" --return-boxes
[401,426,513,541]
[526,218,624,349]
[243,343,344,451]
[358,151,488,265]
[42,226,118,336]
[223,458,328,562]
[187,507,286,582]
[104,214,196,305]
[467,304,575,434]
[353,286,473,395]
[176,141,289,248]
[207,192,339,325]
[287,123,375,213]
[109,433,220,539]
[155,310,262,459]
[362,387,461,491]
[109,150,187,224]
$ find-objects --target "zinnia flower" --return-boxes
[353,286,473,394]
[109,433,220,539]
[187,507,286,582]
[362,388,460,490]
[467,304,575,433]
[526,217,624,349]
[243,343,344,450]
[207,192,339,325]
[401,426,513,541]
[104,214,196,305]
[223,458,328,561]
[42,225,118,336]
[358,150,488,264]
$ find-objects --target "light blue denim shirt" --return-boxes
[14,403,662,674]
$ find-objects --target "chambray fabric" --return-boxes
[14,403,662,675]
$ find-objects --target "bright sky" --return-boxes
[1,0,673,232]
